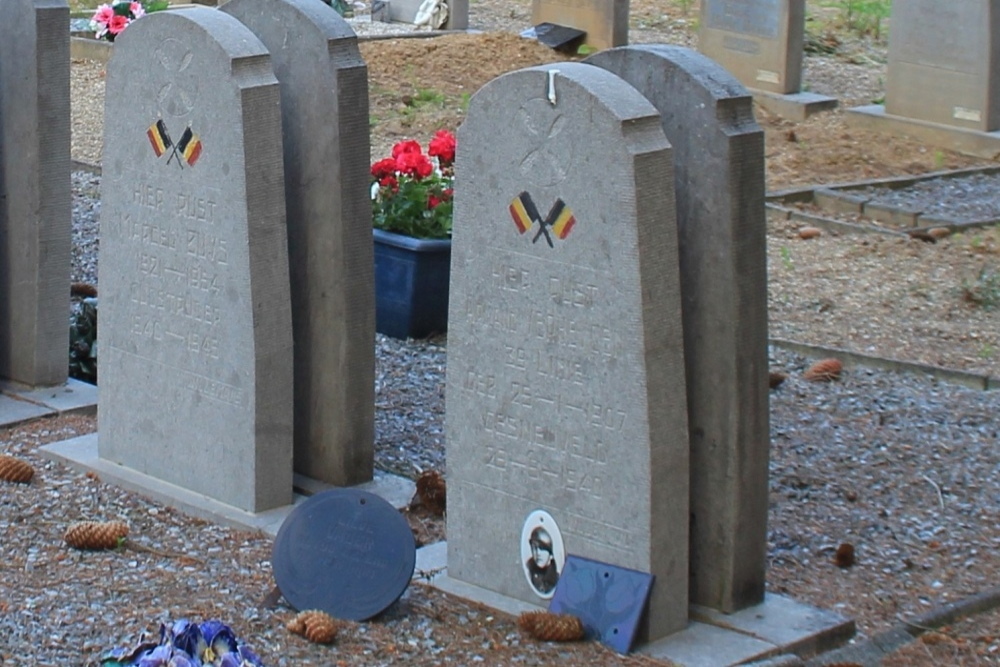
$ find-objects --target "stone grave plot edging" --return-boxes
[766,164,1000,236]
[770,338,998,392]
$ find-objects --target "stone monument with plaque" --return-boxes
[445,62,690,640]
[848,1,1000,158]
[98,8,294,513]
[0,0,71,388]
[698,0,836,120]
[221,0,376,488]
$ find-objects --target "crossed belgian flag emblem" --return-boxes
[509,191,576,247]
[147,119,203,168]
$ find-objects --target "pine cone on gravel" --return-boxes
[64,520,129,550]
[0,454,34,483]
[518,611,586,642]
[286,610,340,644]
[414,469,446,515]
[769,371,789,389]
[804,358,843,382]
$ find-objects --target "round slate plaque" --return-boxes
[272,489,416,621]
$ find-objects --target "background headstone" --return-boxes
[886,0,1000,132]
[222,0,375,487]
[98,8,294,513]
[698,0,804,95]
[530,0,628,51]
[446,62,690,640]
[587,45,770,614]
[0,0,71,387]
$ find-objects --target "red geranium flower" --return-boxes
[391,140,422,158]
[428,130,456,167]
[371,157,397,180]
[395,151,433,179]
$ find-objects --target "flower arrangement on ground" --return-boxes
[100,619,264,667]
[90,0,167,42]
[371,130,456,240]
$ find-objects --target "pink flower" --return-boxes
[91,4,114,25]
[108,14,130,34]
[130,1,145,18]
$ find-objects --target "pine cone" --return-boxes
[286,610,339,644]
[70,282,98,298]
[414,470,446,515]
[518,611,585,642]
[0,454,34,483]
[768,371,788,389]
[64,520,129,550]
[804,358,843,382]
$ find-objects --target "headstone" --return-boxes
[586,45,769,614]
[446,62,690,640]
[530,0,628,51]
[698,0,803,96]
[886,1,1000,132]
[272,488,416,620]
[221,0,375,487]
[98,8,294,513]
[0,0,71,387]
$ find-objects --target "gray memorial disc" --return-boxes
[272,489,416,620]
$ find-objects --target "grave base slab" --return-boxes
[0,378,97,429]
[751,89,838,121]
[418,540,854,665]
[848,104,1000,159]
[39,433,414,537]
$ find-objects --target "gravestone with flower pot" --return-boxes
[371,130,456,339]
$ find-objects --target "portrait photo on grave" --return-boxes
[520,509,566,598]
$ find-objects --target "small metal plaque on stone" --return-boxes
[548,555,654,654]
[272,489,416,621]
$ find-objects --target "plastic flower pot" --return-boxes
[373,229,451,339]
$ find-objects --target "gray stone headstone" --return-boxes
[0,0,71,387]
[530,0,628,51]
[98,8,294,513]
[221,0,375,487]
[886,1,1000,131]
[446,62,690,640]
[698,0,804,95]
[586,45,770,614]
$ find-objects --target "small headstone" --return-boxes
[446,62,690,641]
[98,8,294,513]
[586,45,769,614]
[698,0,804,95]
[272,489,416,620]
[886,1,999,131]
[549,555,654,654]
[372,0,389,22]
[530,0,628,51]
[0,0,71,387]
[221,0,375,487]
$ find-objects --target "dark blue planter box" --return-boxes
[373,229,451,339]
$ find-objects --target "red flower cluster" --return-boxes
[370,130,456,240]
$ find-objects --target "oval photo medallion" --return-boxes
[520,509,566,599]
[272,489,416,620]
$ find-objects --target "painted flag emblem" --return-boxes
[177,127,203,167]
[146,119,172,157]
[508,191,576,247]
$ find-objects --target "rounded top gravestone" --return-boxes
[272,489,416,621]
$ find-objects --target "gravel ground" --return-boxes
[856,172,1000,223]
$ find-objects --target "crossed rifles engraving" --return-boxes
[508,191,576,248]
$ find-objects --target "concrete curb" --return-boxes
[806,585,1000,667]
[770,338,997,391]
